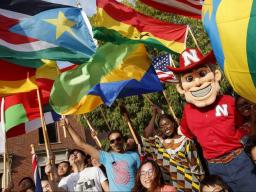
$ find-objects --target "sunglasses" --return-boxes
[110,136,122,144]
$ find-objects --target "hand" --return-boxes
[91,129,97,138]
[62,117,71,128]
[49,152,56,164]
[45,163,53,176]
[151,104,162,116]
[69,154,75,166]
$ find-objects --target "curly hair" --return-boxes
[132,160,165,192]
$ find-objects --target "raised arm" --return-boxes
[45,163,66,192]
[144,105,161,138]
[64,117,100,161]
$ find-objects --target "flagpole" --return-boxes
[162,90,179,124]
[99,107,112,131]
[118,102,140,145]
[36,89,51,161]
[1,97,8,189]
[82,115,102,149]
[168,54,176,68]
[61,115,67,138]
[188,26,202,52]
[3,145,7,189]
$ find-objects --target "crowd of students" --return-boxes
[1,49,255,192]
[9,93,255,192]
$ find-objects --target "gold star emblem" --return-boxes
[44,12,76,39]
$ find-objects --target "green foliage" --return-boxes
[81,0,232,140]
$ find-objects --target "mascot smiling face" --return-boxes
[168,48,221,108]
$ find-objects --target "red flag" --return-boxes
[140,0,203,19]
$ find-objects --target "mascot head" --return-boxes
[168,48,221,108]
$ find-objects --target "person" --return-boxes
[63,117,141,192]
[57,161,71,179]
[200,175,229,192]
[18,177,35,192]
[168,48,256,191]
[236,95,256,163]
[132,160,176,192]
[125,136,137,151]
[90,156,107,177]
[46,149,109,192]
[41,179,53,192]
[143,106,205,191]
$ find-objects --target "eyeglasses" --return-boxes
[140,169,154,178]
[110,136,122,144]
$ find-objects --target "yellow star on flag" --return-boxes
[44,12,76,39]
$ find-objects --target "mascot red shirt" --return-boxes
[168,48,247,160]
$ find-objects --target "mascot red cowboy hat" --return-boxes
[168,48,256,191]
[168,48,221,108]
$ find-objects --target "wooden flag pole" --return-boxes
[36,89,51,160]
[143,95,154,105]
[36,89,54,181]
[3,144,7,189]
[118,103,140,145]
[61,115,67,138]
[162,90,179,124]
[1,97,8,190]
[99,107,112,131]
[188,26,202,52]
[30,144,35,156]
[83,115,102,149]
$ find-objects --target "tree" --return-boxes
[81,1,232,150]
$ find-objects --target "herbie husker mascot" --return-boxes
[168,48,256,192]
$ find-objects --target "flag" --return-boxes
[92,0,188,53]
[50,43,163,115]
[152,54,178,83]
[140,0,203,19]
[11,7,96,57]
[32,153,43,192]
[0,89,60,138]
[0,59,58,97]
[6,111,60,138]
[202,0,256,104]
[0,0,95,67]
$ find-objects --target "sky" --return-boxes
[44,0,97,16]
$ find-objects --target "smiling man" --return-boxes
[168,48,256,192]
[63,119,141,192]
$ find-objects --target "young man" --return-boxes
[57,161,71,179]
[168,48,256,191]
[46,149,108,192]
[64,118,140,192]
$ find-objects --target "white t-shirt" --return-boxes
[58,167,107,192]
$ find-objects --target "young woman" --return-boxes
[132,160,176,192]
[142,105,205,191]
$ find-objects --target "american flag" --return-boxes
[152,54,178,83]
[32,153,43,192]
